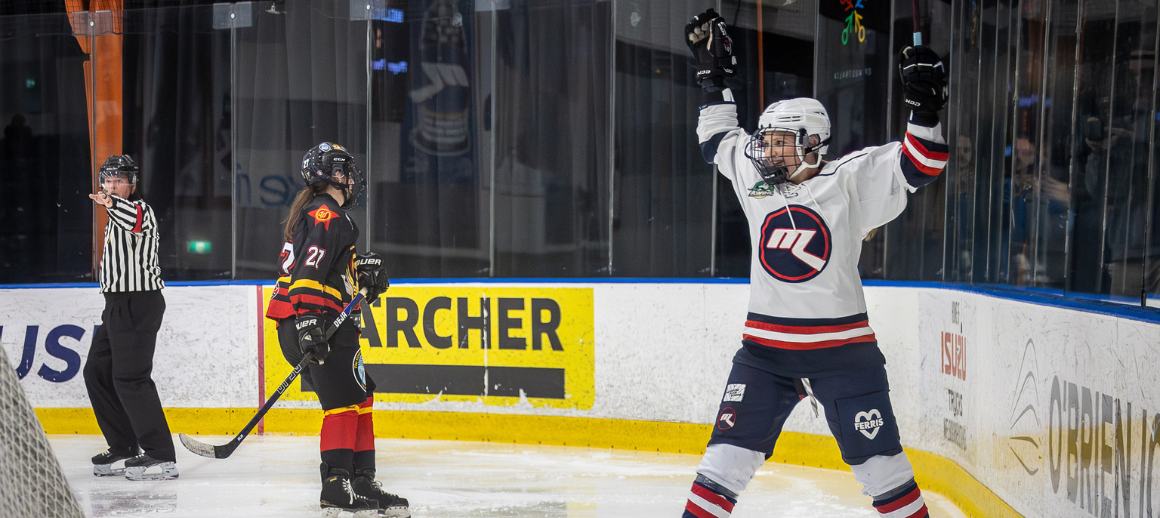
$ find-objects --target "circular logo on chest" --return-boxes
[759,205,832,283]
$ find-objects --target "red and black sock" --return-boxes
[319,404,358,475]
[352,396,375,473]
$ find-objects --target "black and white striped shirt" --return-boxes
[99,195,164,293]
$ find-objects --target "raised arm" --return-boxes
[687,9,749,184]
[897,45,949,190]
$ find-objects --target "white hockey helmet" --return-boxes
[745,97,832,185]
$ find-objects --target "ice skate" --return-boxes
[320,468,378,518]
[123,453,179,481]
[352,468,410,518]
[91,449,135,477]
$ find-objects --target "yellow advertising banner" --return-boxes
[262,286,594,409]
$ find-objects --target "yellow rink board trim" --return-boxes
[37,408,1018,517]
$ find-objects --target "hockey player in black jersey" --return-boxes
[680,10,948,518]
[266,142,409,518]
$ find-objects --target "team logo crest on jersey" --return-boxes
[759,205,831,283]
[308,204,337,230]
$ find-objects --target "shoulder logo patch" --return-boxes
[759,205,832,283]
[308,204,337,230]
[747,181,774,198]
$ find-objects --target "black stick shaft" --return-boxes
[233,291,365,442]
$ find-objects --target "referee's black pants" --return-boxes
[83,290,175,462]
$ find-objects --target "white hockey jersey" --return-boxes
[698,97,947,377]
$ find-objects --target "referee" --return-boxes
[83,155,177,481]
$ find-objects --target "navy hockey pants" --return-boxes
[708,359,903,465]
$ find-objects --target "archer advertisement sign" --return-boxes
[263,286,595,410]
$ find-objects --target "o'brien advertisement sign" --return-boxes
[263,286,595,409]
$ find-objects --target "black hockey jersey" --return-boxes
[266,194,361,321]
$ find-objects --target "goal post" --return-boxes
[0,345,85,518]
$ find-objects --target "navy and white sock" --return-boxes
[871,479,929,518]
[682,477,737,518]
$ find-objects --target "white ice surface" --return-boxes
[52,435,967,517]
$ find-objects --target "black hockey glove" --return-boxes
[354,252,389,304]
[685,8,737,92]
[296,314,329,364]
[898,45,948,116]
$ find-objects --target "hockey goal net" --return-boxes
[0,345,84,517]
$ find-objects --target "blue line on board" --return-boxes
[3,279,1157,324]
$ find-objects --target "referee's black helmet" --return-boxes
[99,154,138,185]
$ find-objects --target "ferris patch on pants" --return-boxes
[832,389,901,463]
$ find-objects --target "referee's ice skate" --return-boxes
[123,453,179,481]
[91,449,134,476]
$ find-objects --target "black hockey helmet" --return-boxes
[98,154,138,185]
[301,142,363,209]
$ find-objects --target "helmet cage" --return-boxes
[745,127,826,186]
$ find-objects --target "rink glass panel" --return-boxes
[230,2,370,280]
[490,1,612,278]
[3,1,1160,306]
[613,1,708,278]
[121,6,234,281]
[0,13,92,284]
[879,0,954,282]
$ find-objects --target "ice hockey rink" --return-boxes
[51,434,967,518]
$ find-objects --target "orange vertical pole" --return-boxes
[65,0,123,279]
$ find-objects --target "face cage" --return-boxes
[744,127,810,186]
[304,156,364,209]
[338,163,364,210]
[98,169,137,186]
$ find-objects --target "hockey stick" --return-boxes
[178,289,367,459]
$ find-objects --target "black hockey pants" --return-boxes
[277,316,376,411]
[83,290,175,462]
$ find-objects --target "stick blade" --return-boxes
[179,433,234,459]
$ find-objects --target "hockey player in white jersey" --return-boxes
[680,9,948,518]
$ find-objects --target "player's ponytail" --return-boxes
[283,182,330,241]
